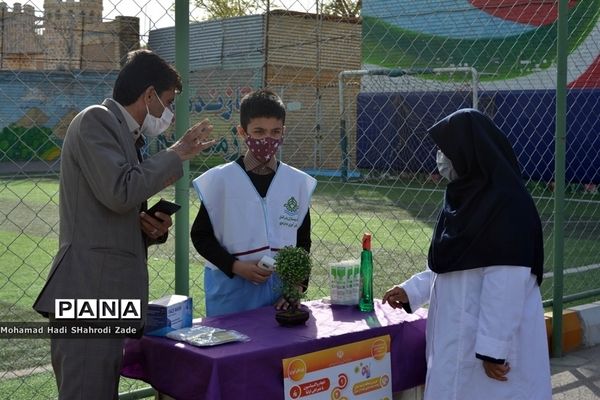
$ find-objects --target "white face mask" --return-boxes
[140,91,174,137]
[436,150,459,181]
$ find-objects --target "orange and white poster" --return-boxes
[282,335,392,400]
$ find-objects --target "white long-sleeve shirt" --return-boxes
[401,266,552,400]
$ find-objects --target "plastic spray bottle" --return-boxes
[358,233,374,312]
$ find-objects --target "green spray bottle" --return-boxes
[359,233,374,312]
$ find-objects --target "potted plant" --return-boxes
[274,246,312,327]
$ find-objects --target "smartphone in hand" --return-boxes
[147,198,181,216]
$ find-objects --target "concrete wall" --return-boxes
[149,12,362,172]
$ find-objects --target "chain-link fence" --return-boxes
[0,0,599,398]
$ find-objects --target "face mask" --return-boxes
[436,150,459,181]
[140,91,174,137]
[245,136,283,162]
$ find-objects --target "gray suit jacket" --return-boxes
[33,98,182,321]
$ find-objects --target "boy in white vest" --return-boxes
[191,89,317,317]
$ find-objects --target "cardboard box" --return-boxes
[145,295,193,336]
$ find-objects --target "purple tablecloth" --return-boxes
[121,299,427,400]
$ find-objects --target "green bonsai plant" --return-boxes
[274,246,312,326]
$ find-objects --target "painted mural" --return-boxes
[358,0,600,184]
[362,0,600,88]
[188,85,255,167]
[0,71,116,167]
[0,68,253,170]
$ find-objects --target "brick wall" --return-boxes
[0,1,138,71]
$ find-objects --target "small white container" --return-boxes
[258,255,276,271]
[329,259,361,305]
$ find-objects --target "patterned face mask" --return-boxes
[245,136,283,162]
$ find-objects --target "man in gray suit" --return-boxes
[33,50,214,400]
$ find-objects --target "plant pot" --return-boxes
[275,307,309,327]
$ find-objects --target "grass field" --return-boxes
[1,176,600,399]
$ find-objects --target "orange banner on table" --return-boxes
[282,335,392,400]
[283,336,390,378]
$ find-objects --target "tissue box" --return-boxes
[145,295,193,336]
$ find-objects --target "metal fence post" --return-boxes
[552,0,569,359]
[174,0,190,296]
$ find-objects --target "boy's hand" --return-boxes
[232,260,272,284]
[275,296,298,311]
[382,286,409,309]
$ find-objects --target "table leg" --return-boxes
[393,385,425,400]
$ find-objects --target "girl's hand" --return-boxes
[382,286,409,309]
[483,361,510,381]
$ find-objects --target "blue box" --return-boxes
[145,295,193,336]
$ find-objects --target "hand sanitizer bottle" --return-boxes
[359,233,374,312]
